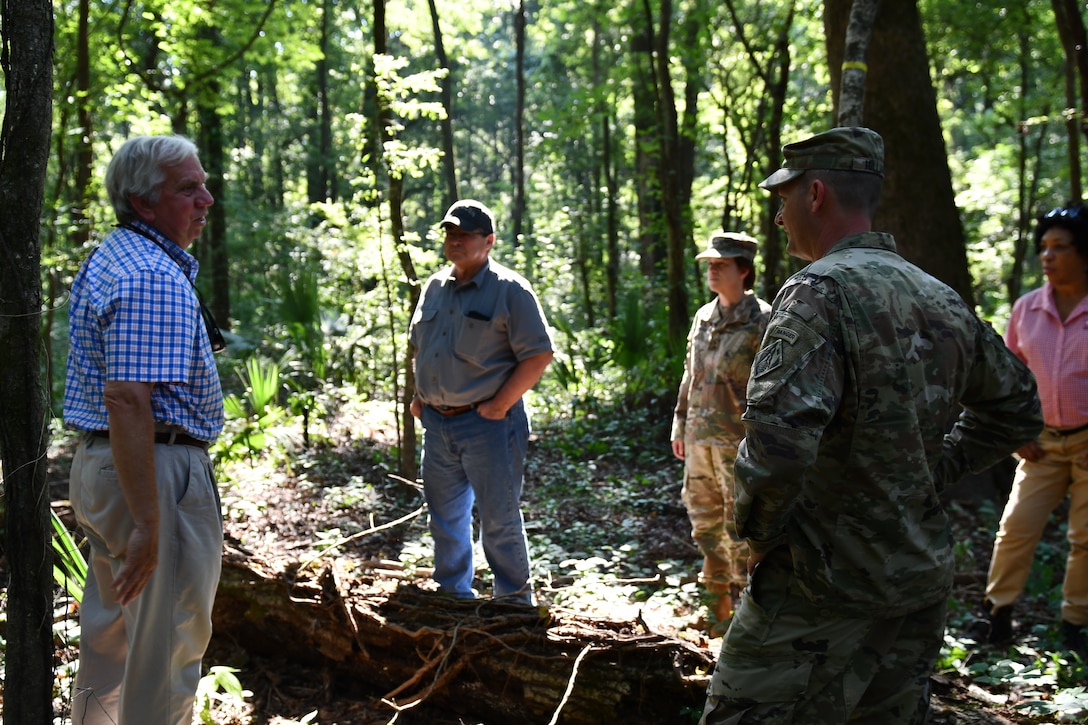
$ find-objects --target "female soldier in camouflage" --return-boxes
[671,232,771,634]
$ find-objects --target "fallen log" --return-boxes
[212,552,715,724]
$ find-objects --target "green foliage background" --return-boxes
[33,0,1072,422]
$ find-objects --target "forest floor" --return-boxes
[31,394,1088,724]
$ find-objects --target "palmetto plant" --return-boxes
[51,507,87,602]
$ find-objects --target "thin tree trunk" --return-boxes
[373,0,419,480]
[428,0,459,204]
[513,0,527,248]
[837,0,882,127]
[73,0,94,248]
[197,68,232,329]
[631,29,664,280]
[307,0,332,204]
[0,1,55,721]
[1051,0,1086,201]
[592,10,619,322]
[1009,9,1047,305]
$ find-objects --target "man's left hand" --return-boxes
[475,399,509,420]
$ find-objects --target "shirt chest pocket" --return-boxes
[411,306,438,338]
[455,313,508,369]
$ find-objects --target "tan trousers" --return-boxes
[682,443,748,595]
[986,427,1088,626]
[70,434,223,725]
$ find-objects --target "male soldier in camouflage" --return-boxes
[700,127,1043,724]
[671,232,771,634]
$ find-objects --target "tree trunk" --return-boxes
[428,0,459,204]
[73,0,94,248]
[1051,0,1087,202]
[1009,8,1047,307]
[631,27,665,282]
[648,0,694,351]
[373,0,419,481]
[513,0,527,249]
[197,69,232,329]
[825,0,975,306]
[836,0,882,127]
[307,0,332,205]
[0,1,55,722]
[212,555,714,724]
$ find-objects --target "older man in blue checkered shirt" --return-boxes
[64,135,225,725]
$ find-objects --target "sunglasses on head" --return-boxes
[1043,205,1087,222]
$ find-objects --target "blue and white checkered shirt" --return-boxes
[64,221,225,441]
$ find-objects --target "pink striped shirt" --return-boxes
[1005,283,1088,429]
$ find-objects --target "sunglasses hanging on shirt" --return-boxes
[193,287,226,352]
[117,224,227,353]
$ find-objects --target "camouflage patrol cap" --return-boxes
[759,127,884,190]
[694,231,758,262]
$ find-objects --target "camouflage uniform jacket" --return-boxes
[736,232,1042,617]
[671,292,771,448]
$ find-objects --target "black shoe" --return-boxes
[965,605,1013,644]
[989,605,1013,643]
[1060,621,1088,660]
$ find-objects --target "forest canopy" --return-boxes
[16,0,1082,435]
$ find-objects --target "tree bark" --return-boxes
[212,555,714,724]
[373,0,419,481]
[836,0,882,127]
[0,1,56,721]
[307,0,332,205]
[825,0,975,306]
[196,58,232,329]
[513,0,527,249]
[428,0,459,204]
[1051,0,1087,202]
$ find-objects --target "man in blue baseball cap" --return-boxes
[409,199,554,606]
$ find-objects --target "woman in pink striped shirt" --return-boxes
[975,204,1088,658]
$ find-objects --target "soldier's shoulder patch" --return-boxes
[770,326,799,344]
[752,338,784,378]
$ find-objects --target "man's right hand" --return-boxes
[1016,440,1044,462]
[410,396,423,419]
[113,521,159,605]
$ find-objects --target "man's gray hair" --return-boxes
[106,135,200,223]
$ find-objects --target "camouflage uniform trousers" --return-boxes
[682,443,748,597]
[701,551,945,725]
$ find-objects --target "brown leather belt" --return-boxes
[91,429,210,450]
[430,404,475,417]
[1044,422,1088,437]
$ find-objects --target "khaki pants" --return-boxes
[70,434,223,725]
[701,551,944,725]
[986,427,1088,625]
[682,443,748,595]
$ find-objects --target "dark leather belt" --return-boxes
[91,429,210,450]
[430,403,475,417]
[1044,422,1088,437]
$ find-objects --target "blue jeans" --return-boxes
[420,401,533,604]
